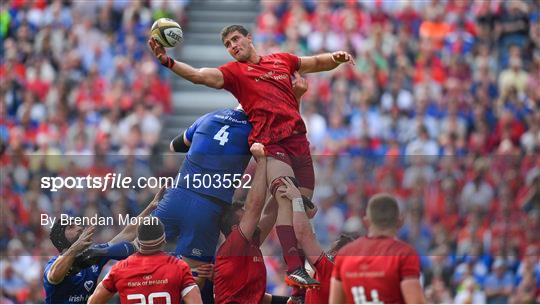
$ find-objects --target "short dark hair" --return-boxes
[50,219,72,253]
[220,25,249,43]
[330,233,359,254]
[219,201,243,237]
[138,218,164,242]
[367,193,400,229]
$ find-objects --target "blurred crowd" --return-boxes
[255,0,540,303]
[1,0,540,304]
[0,0,189,303]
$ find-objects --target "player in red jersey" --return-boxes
[88,218,202,304]
[329,194,426,304]
[148,24,354,286]
[278,177,356,304]
[214,143,288,304]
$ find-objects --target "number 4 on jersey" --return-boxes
[213,125,230,146]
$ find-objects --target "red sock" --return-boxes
[275,225,303,273]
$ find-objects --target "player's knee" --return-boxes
[269,176,300,197]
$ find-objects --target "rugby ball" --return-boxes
[151,18,183,48]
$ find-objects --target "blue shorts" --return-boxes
[152,187,224,262]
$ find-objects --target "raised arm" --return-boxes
[108,187,165,244]
[238,143,267,241]
[299,51,355,74]
[47,226,95,284]
[258,197,278,243]
[148,38,224,89]
[279,177,323,265]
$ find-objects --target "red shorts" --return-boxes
[265,133,314,190]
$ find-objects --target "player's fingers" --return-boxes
[285,177,293,187]
[280,177,291,188]
[148,39,157,50]
[84,226,96,235]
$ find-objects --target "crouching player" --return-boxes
[43,188,164,304]
[88,218,202,304]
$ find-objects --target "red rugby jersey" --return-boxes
[101,252,196,304]
[214,226,266,304]
[332,236,421,304]
[218,53,306,145]
[305,254,334,304]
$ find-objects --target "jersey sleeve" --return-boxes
[185,113,211,142]
[315,254,335,283]
[399,247,421,280]
[100,266,118,293]
[93,243,112,267]
[44,258,58,285]
[218,62,239,95]
[177,260,197,293]
[280,53,300,74]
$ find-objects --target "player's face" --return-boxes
[223,31,252,62]
[64,225,84,244]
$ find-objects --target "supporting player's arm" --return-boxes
[279,177,323,265]
[148,38,224,89]
[401,277,426,304]
[238,143,267,241]
[258,197,278,243]
[299,51,355,74]
[47,226,95,284]
[87,282,114,304]
[170,131,191,152]
[108,187,166,244]
[182,285,203,304]
[329,278,346,304]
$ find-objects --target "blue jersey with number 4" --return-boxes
[176,108,252,203]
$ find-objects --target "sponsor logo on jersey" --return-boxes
[191,248,202,257]
[84,280,94,292]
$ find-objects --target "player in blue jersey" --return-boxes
[43,188,164,304]
[152,77,309,280]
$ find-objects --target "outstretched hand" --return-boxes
[332,51,355,65]
[148,38,174,68]
[70,226,95,253]
[149,187,167,210]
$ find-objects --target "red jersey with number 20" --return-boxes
[332,237,421,304]
[101,252,196,304]
[218,53,306,145]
